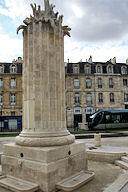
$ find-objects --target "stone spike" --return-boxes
[44,0,49,12]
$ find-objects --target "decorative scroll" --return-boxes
[17,0,71,37]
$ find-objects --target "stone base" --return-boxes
[15,133,75,147]
[1,141,87,192]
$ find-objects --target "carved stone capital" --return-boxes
[17,0,71,37]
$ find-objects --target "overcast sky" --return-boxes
[0,0,128,63]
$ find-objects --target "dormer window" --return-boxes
[74,66,78,74]
[85,65,90,74]
[97,66,101,73]
[0,65,3,73]
[122,66,127,75]
[11,65,16,73]
[108,66,112,73]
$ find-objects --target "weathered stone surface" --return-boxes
[0,176,39,192]
[56,171,94,191]
[103,172,128,192]
[1,141,87,192]
[15,0,75,146]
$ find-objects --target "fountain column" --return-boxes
[15,1,75,146]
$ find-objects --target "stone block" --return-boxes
[2,141,87,192]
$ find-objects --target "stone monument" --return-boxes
[0,1,93,192]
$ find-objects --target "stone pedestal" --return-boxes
[2,141,87,192]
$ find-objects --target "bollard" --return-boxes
[94,132,101,147]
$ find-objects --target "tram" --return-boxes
[88,109,128,130]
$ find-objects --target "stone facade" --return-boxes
[66,57,128,128]
[0,57,22,130]
[1,56,128,130]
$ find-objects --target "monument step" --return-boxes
[56,170,95,191]
[121,156,128,163]
[103,172,128,192]
[115,160,128,170]
[0,175,39,192]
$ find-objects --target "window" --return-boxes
[11,65,16,73]
[105,114,111,123]
[10,94,16,105]
[0,65,3,73]
[124,93,128,102]
[74,66,78,74]
[86,78,91,88]
[75,93,80,104]
[110,93,114,103]
[122,67,127,75]
[11,78,16,88]
[98,78,102,88]
[109,78,113,88]
[85,66,90,74]
[111,114,121,123]
[86,93,92,104]
[74,79,79,88]
[108,66,112,73]
[0,94,3,105]
[97,66,101,73]
[11,111,15,116]
[74,107,82,114]
[0,78,3,88]
[123,79,127,87]
[98,93,103,103]
[122,113,128,123]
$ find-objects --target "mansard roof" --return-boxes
[0,62,22,74]
[66,61,128,75]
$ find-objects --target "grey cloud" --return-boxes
[54,0,128,42]
[25,0,128,42]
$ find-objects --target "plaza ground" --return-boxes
[0,136,127,192]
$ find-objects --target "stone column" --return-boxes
[15,1,75,146]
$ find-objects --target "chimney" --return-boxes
[88,55,92,63]
[12,59,16,63]
[17,57,23,62]
[111,57,116,64]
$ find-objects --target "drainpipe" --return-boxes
[94,74,97,112]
